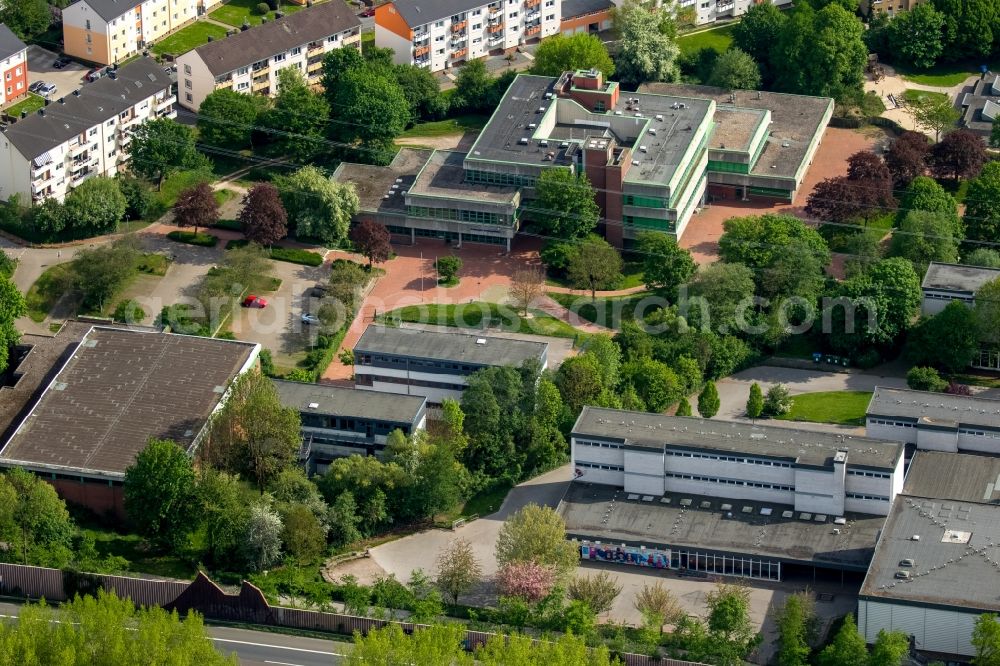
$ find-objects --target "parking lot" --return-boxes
[25,45,89,101]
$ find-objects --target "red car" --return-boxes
[242,295,267,308]
[361,7,375,16]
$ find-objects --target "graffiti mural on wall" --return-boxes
[580,543,671,568]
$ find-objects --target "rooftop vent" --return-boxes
[476,338,487,345]
[308,402,319,409]
[911,534,921,541]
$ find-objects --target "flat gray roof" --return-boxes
[389,0,485,27]
[468,74,714,187]
[272,379,425,424]
[1,57,170,160]
[921,262,1000,295]
[867,386,1000,431]
[410,150,518,205]
[561,482,885,570]
[903,451,1000,505]
[355,325,548,368]
[333,148,431,214]
[561,0,614,18]
[0,328,258,477]
[573,407,902,469]
[192,2,361,76]
[859,494,1000,611]
[640,83,833,180]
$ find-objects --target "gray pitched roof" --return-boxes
[192,2,361,77]
[70,0,143,23]
[1,57,171,160]
[390,0,486,28]
[0,24,27,60]
[561,0,614,19]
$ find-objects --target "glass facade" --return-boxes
[707,159,750,174]
[623,194,667,208]
[465,169,537,187]
[406,205,507,225]
[624,215,675,232]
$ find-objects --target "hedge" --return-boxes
[225,239,324,266]
[166,230,219,247]
[212,218,243,231]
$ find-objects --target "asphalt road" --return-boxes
[0,601,351,665]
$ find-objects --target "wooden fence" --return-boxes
[0,563,709,666]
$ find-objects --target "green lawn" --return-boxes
[902,89,948,105]
[209,0,308,28]
[399,114,490,139]
[382,301,581,339]
[150,21,230,56]
[156,169,215,210]
[4,93,45,119]
[548,291,655,329]
[215,188,237,206]
[677,23,736,56]
[25,263,76,323]
[77,524,196,580]
[135,252,172,276]
[545,257,644,290]
[775,391,872,427]
[898,60,997,87]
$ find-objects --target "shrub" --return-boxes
[764,384,792,416]
[907,366,946,392]
[167,230,218,247]
[271,247,324,267]
[112,300,145,324]
[213,218,243,231]
[254,2,269,14]
[945,381,972,396]
[266,0,278,8]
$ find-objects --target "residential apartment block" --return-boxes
[63,0,223,65]
[0,24,28,107]
[866,387,1000,455]
[559,0,614,35]
[175,1,361,111]
[375,0,560,72]
[0,58,175,203]
[353,325,549,403]
[571,408,905,517]
[273,379,427,472]
[335,70,831,249]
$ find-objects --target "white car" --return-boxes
[301,313,320,325]
[38,82,57,98]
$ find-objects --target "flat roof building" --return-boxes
[959,72,1000,140]
[571,407,905,518]
[559,0,614,36]
[336,70,831,250]
[866,386,1000,455]
[176,2,361,111]
[921,261,1000,315]
[0,327,259,517]
[858,451,1000,660]
[353,324,548,403]
[273,380,427,471]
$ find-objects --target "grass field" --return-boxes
[383,301,581,339]
[677,23,736,56]
[399,114,489,139]
[902,89,949,105]
[898,60,997,87]
[156,169,215,210]
[775,390,872,426]
[209,0,308,28]
[545,258,645,290]
[77,522,196,580]
[25,263,75,323]
[4,93,45,119]
[151,21,229,56]
[548,291,655,328]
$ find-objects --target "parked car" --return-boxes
[28,81,45,94]
[86,67,104,82]
[301,313,320,325]
[242,295,267,309]
[361,7,375,16]
[52,55,71,68]
[37,82,57,97]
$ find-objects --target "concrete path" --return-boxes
[863,63,977,138]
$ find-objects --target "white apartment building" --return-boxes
[0,24,28,107]
[572,408,905,517]
[866,386,1000,455]
[375,0,560,72]
[62,0,224,65]
[175,1,360,111]
[0,58,175,203]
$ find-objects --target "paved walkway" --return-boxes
[863,64,977,138]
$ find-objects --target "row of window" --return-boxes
[847,469,891,479]
[623,193,668,208]
[669,131,710,207]
[868,418,915,428]
[923,292,973,301]
[665,449,792,468]
[577,461,624,472]
[666,472,794,492]
[422,0,555,27]
[959,428,1000,438]
[706,159,750,174]
[355,373,465,391]
[356,354,478,373]
[623,215,675,232]
[846,492,889,502]
[576,439,622,449]
[406,206,507,225]
[465,169,536,187]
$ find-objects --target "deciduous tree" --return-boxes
[241,499,283,572]
[975,278,1000,349]
[0,276,26,374]
[279,502,327,563]
[128,118,208,188]
[905,301,979,373]
[63,176,128,235]
[533,169,600,239]
[435,538,482,605]
[173,182,219,234]
[436,255,462,284]
[930,129,986,181]
[775,593,815,666]
[349,219,391,268]
[260,68,330,161]
[708,48,761,90]
[495,561,556,602]
[705,582,762,666]
[817,613,869,666]
[869,629,909,666]
[637,231,696,299]
[0,0,50,39]
[239,183,287,246]
[972,613,1000,666]
[495,504,578,577]
[965,248,1000,268]
[72,239,140,312]
[887,3,946,69]
[452,59,494,114]
[963,161,1000,242]
[531,33,614,77]
[567,235,622,300]
[885,131,929,187]
[275,166,359,244]
[568,571,623,615]
[732,2,786,79]
[197,88,267,149]
[890,210,961,272]
[908,93,961,143]
[613,0,681,88]
[510,266,545,316]
[634,581,684,631]
[124,438,198,550]
[330,65,410,163]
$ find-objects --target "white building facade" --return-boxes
[375,0,561,72]
[175,2,361,111]
[572,408,905,517]
[0,58,174,203]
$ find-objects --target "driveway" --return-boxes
[25,45,89,101]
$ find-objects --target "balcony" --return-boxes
[155,96,173,111]
[525,24,541,36]
[413,32,429,43]
[717,0,734,8]
[215,78,233,88]
[525,0,540,6]
[488,3,501,13]
[252,78,269,92]
[414,45,430,57]
[306,58,323,73]
[525,9,540,20]
[69,159,88,173]
[31,172,53,189]
[451,32,467,44]
[70,142,88,157]
[307,41,323,56]
[488,22,504,33]
[451,20,467,32]
[451,48,467,59]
